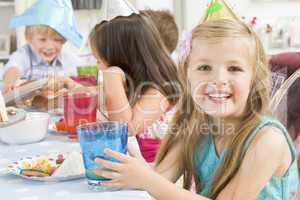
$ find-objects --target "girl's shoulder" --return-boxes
[247,116,294,153]
[250,124,289,155]
[246,116,289,144]
[102,66,126,83]
[245,117,295,176]
[104,66,124,73]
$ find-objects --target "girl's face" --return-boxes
[30,33,65,64]
[187,37,254,119]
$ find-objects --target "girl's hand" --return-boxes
[94,148,154,190]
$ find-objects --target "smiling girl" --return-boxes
[93,14,299,200]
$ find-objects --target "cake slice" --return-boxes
[52,151,85,177]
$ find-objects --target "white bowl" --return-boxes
[0,112,50,145]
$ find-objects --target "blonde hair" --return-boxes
[156,19,271,198]
[25,25,65,42]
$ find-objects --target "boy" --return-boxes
[140,9,179,54]
[3,0,83,94]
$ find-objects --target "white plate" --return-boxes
[7,152,85,182]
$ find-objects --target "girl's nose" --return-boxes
[212,81,227,86]
[214,70,229,87]
[210,81,228,92]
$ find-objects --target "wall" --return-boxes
[184,0,300,31]
[7,0,300,50]
[236,0,300,17]
[14,0,37,49]
[0,4,14,35]
[134,0,174,10]
[64,9,102,55]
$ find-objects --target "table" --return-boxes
[0,129,151,200]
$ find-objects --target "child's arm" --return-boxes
[44,76,83,93]
[95,148,209,200]
[3,47,29,94]
[103,67,170,136]
[3,67,22,94]
[46,67,169,136]
[94,125,291,200]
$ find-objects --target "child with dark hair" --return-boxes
[140,9,179,54]
[57,13,180,162]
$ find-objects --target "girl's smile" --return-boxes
[204,84,233,104]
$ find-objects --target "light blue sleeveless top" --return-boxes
[195,116,299,199]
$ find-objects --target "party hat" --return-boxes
[10,0,83,48]
[100,0,139,22]
[178,0,241,63]
[199,0,240,24]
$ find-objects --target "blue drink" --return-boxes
[77,121,128,191]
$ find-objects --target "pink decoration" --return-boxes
[178,31,193,63]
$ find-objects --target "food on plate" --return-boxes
[52,151,85,177]
[55,119,67,132]
[20,154,65,177]
[31,88,67,111]
[22,169,51,177]
[18,152,84,178]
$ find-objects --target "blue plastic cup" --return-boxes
[77,121,128,191]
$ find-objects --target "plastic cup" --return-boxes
[77,65,98,78]
[77,121,128,191]
[63,93,98,141]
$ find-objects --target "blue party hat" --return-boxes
[10,0,83,48]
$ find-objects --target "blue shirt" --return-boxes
[4,44,83,80]
[195,116,299,200]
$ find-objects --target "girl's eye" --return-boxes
[197,65,211,71]
[39,38,46,42]
[228,66,243,72]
